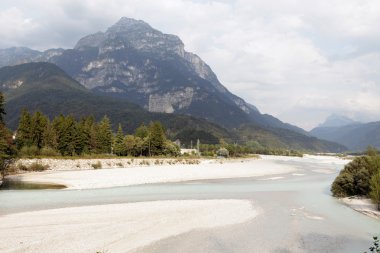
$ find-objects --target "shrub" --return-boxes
[216,148,229,158]
[91,161,102,169]
[40,147,60,157]
[19,145,39,157]
[18,162,49,171]
[370,172,380,211]
[331,155,380,197]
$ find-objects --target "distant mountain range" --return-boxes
[0,17,347,152]
[310,115,380,151]
[317,114,360,128]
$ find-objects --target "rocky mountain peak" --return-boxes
[107,17,151,33]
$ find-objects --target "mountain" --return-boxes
[0,17,349,152]
[317,114,359,128]
[0,62,346,152]
[310,121,380,151]
[0,62,234,145]
[0,17,306,133]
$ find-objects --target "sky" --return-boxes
[1,0,380,130]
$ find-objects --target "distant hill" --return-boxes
[237,124,347,152]
[0,62,234,144]
[310,121,380,151]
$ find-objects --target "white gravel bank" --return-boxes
[9,158,296,189]
[0,199,257,253]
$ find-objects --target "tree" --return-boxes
[42,120,58,149]
[163,140,180,156]
[135,123,149,138]
[113,124,126,156]
[0,92,15,179]
[30,111,48,149]
[97,115,112,154]
[148,121,166,156]
[0,124,14,180]
[370,172,380,211]
[16,109,32,149]
[0,92,5,123]
[53,115,77,156]
[124,135,138,156]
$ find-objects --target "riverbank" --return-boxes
[6,157,296,189]
[340,197,380,220]
[0,199,257,253]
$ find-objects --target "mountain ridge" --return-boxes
[1,62,234,145]
[310,121,380,151]
[0,62,346,152]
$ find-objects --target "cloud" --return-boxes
[0,0,380,130]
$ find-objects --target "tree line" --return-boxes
[15,109,180,157]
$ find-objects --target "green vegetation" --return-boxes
[15,109,180,158]
[0,92,15,180]
[331,147,380,210]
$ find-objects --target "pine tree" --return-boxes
[113,124,126,156]
[53,115,77,156]
[0,92,15,179]
[97,115,112,154]
[148,121,166,156]
[16,109,32,149]
[30,111,48,149]
[42,119,58,149]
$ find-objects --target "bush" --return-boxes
[331,155,380,197]
[216,148,229,158]
[91,161,102,169]
[19,145,39,157]
[40,147,60,157]
[370,172,380,211]
[18,162,49,171]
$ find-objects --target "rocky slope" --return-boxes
[0,62,233,144]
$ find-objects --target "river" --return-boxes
[0,156,379,252]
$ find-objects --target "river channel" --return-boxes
[0,156,379,252]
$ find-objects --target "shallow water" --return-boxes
[0,156,379,252]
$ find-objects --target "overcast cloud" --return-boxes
[1,0,380,130]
